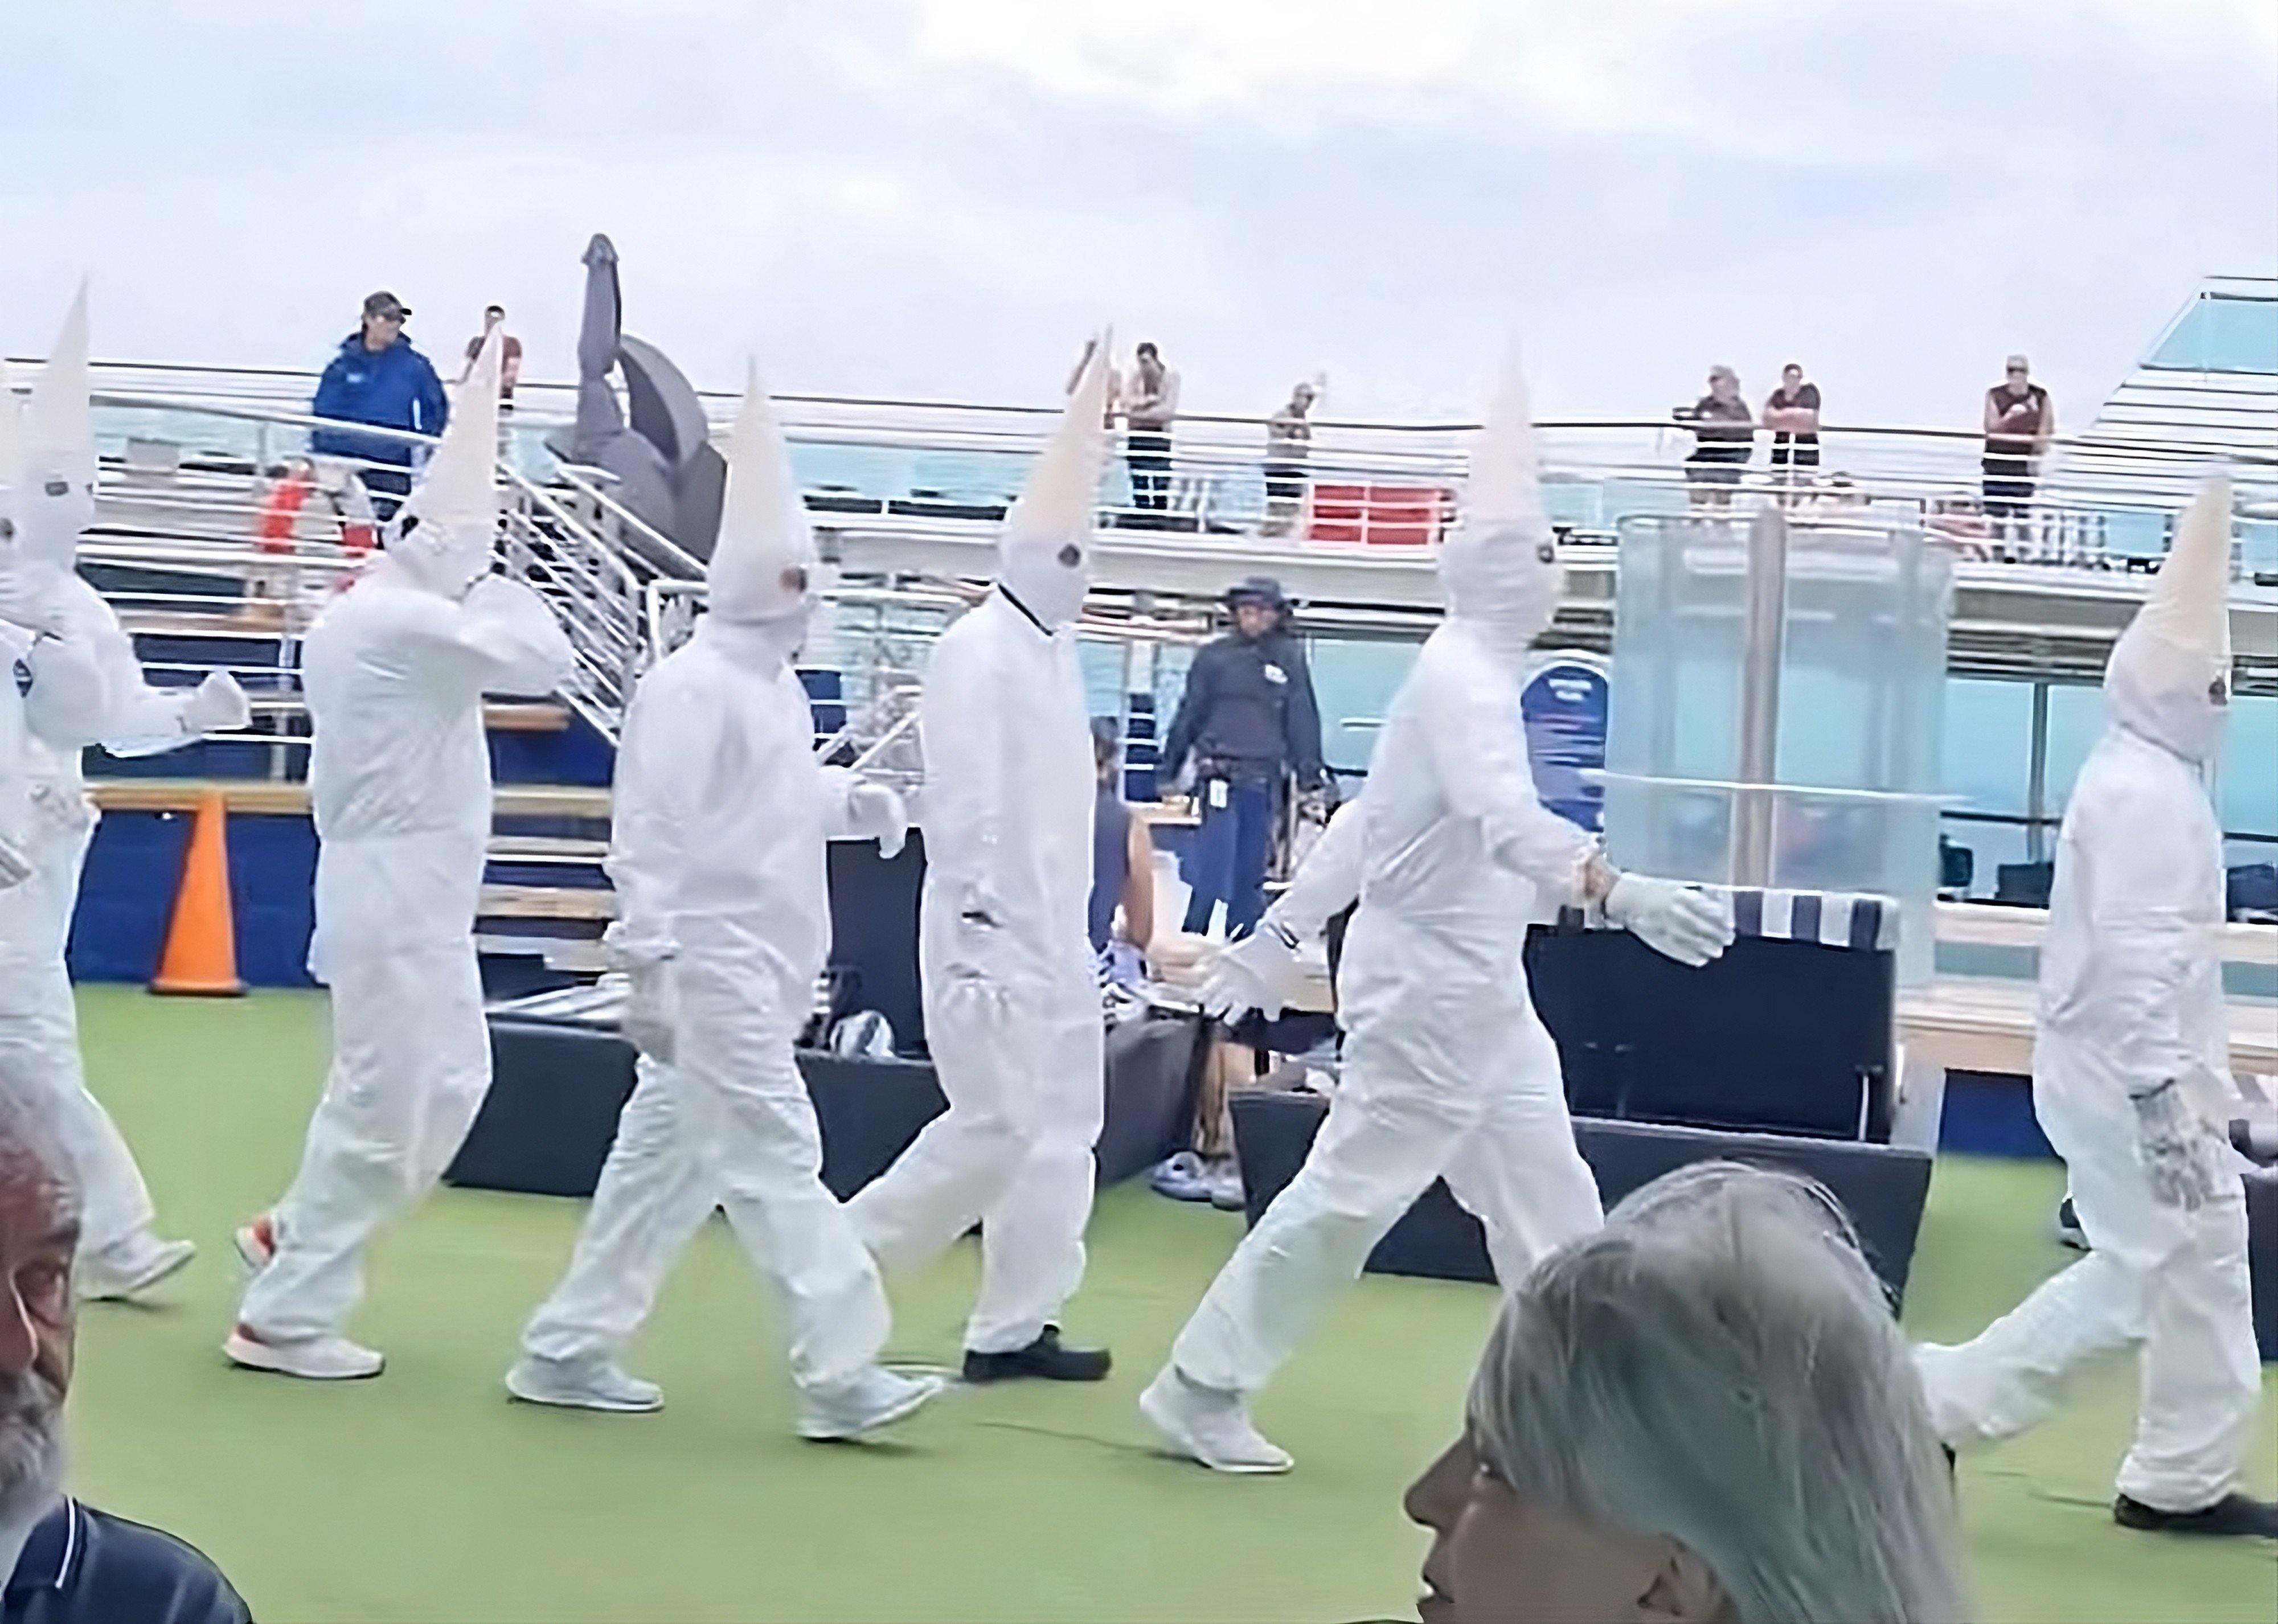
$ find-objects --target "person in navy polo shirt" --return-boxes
[0,1082,248,1623]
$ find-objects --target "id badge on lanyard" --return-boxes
[1208,778,1231,810]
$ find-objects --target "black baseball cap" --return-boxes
[362,290,411,321]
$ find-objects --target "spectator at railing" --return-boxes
[1763,361,1822,501]
[309,292,447,519]
[1674,366,1752,508]
[1261,380,1317,537]
[1982,354,2052,543]
[1122,341,1180,511]
[460,305,525,417]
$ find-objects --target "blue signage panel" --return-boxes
[1522,657,1611,832]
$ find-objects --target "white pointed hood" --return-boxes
[1440,349,1562,665]
[706,360,817,629]
[390,325,503,597]
[14,285,97,576]
[2104,473,2234,762]
[998,336,1108,629]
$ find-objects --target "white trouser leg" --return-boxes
[521,1056,719,1368]
[1914,1248,2151,1448]
[846,973,1031,1278]
[0,822,157,1258]
[965,982,1105,1354]
[239,940,491,1342]
[677,961,891,1392]
[1169,1005,1480,1397]
[1439,1004,1601,1288]
[2116,1187,2261,1512]
[1916,1073,2262,1511]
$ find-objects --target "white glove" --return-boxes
[618,957,679,1065]
[1603,873,1734,967]
[0,837,30,892]
[2132,1081,2223,1211]
[1199,920,1313,1023]
[845,780,909,859]
[181,671,253,735]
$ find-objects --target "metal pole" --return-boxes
[1732,503,1789,887]
[2025,680,2052,864]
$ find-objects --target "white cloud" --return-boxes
[0,0,2269,429]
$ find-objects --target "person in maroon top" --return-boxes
[461,305,525,409]
[1982,355,2052,543]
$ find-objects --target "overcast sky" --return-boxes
[3,1,2272,426]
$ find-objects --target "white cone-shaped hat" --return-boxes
[1440,347,1562,661]
[2133,474,2231,666]
[392,325,504,596]
[2104,473,2234,761]
[707,359,817,624]
[998,335,1108,629]
[15,285,97,574]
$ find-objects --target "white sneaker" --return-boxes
[233,1213,278,1276]
[224,1326,384,1381]
[75,1236,196,1302]
[1140,1367,1293,1474]
[797,1367,945,1441]
[505,1355,663,1414]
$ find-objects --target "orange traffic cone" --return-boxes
[150,790,246,997]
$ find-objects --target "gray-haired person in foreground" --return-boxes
[1404,1162,1969,1624]
[0,1082,249,1623]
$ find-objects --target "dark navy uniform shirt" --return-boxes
[1160,629,1326,788]
[3,1499,249,1624]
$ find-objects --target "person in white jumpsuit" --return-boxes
[2,300,256,1303]
[0,330,110,917]
[506,366,941,1440]
[1140,358,1735,1473]
[846,344,1116,1383]
[228,331,575,1381]
[1915,476,2275,1541]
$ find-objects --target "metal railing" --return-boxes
[53,355,2274,555]
[54,372,2278,757]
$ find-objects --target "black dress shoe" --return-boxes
[2114,1493,2278,1540]
[961,1326,1112,1384]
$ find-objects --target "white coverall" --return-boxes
[1161,357,1727,1426]
[519,617,893,1390]
[0,575,243,1260]
[239,560,573,1342]
[1170,617,1607,1395]
[846,589,1104,1355]
[1914,721,2260,1512]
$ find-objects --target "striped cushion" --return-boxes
[1556,885,1899,952]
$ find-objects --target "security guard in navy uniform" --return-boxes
[1160,577,1328,937]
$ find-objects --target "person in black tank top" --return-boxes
[1982,354,2052,543]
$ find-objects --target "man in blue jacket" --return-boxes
[1160,576,1328,937]
[309,292,447,516]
